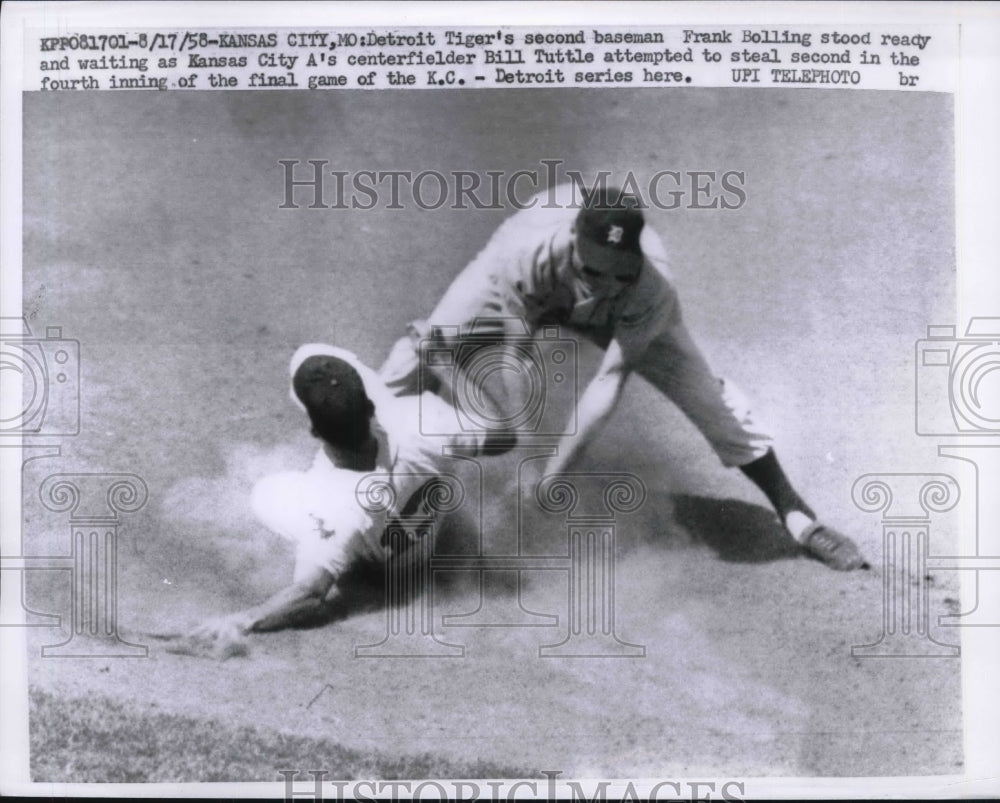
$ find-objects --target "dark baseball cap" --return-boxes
[292,354,372,443]
[574,188,645,277]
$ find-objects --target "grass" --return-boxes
[29,688,528,783]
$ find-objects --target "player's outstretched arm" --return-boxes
[545,340,630,476]
[172,565,340,658]
[226,565,339,634]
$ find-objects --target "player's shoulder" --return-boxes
[478,209,571,291]
[498,183,579,232]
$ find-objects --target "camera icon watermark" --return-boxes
[853,317,1000,657]
[915,317,1000,435]
[418,317,578,438]
[0,316,79,437]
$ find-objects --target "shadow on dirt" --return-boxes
[287,515,490,629]
[672,494,803,563]
[309,492,804,629]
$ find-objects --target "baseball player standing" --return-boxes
[380,183,866,571]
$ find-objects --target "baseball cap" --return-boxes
[574,187,645,277]
[292,354,373,447]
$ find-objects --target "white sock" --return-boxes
[785,511,814,542]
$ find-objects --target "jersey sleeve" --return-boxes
[610,263,681,365]
[427,217,570,334]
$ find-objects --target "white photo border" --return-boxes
[2,1,998,798]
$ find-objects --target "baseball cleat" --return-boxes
[800,521,868,571]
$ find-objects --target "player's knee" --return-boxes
[719,376,754,425]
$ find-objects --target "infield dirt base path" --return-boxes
[21,87,961,780]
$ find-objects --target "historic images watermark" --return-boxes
[277,159,748,211]
[278,768,748,802]
[852,317,1000,657]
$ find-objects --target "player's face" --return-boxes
[571,245,640,295]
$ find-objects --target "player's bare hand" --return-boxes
[164,615,249,660]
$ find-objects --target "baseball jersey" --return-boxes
[383,183,774,469]
[252,345,483,582]
[424,184,682,366]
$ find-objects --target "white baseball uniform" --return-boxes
[252,345,483,583]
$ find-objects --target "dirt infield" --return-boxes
[20,88,961,780]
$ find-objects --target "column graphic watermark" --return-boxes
[353,472,466,658]
[851,473,960,657]
[38,473,148,657]
[1,473,149,657]
[853,316,1000,656]
[349,313,652,658]
[352,468,646,659]
[534,472,647,658]
[1,317,149,656]
[934,444,1000,627]
[915,319,1000,630]
[0,446,61,629]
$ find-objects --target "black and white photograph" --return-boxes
[1,2,998,798]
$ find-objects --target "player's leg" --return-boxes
[635,322,773,468]
[380,321,438,397]
[635,323,866,570]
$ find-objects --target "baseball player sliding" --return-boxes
[164,343,510,657]
[381,183,866,572]
[170,181,864,657]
